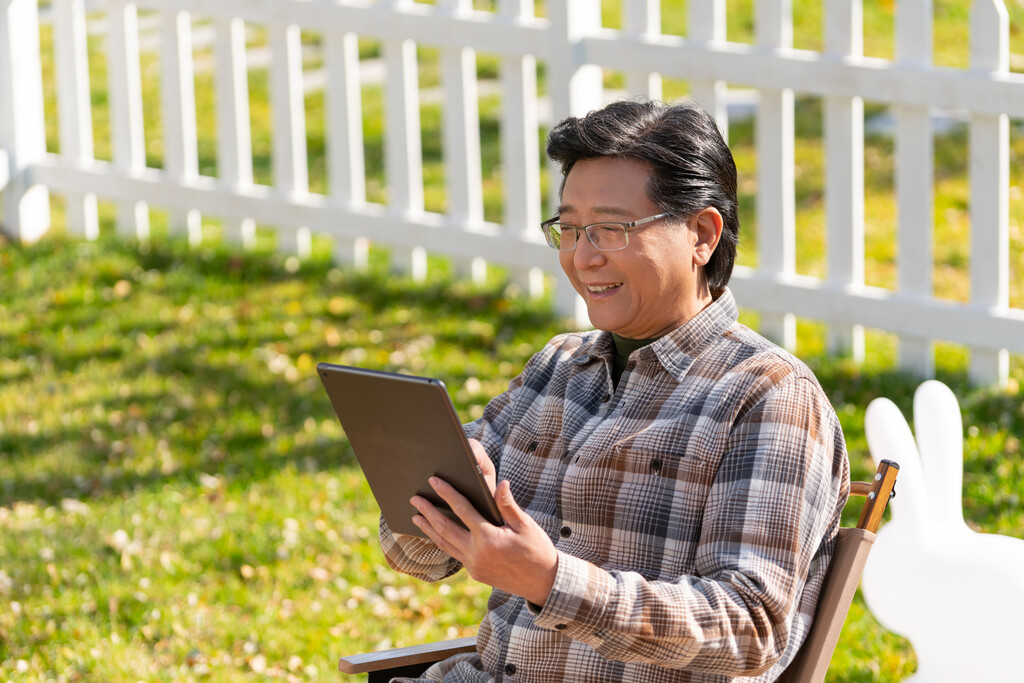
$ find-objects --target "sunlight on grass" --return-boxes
[0,237,560,679]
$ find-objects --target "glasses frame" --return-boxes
[540,212,675,252]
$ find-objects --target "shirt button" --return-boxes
[601,393,611,403]
[651,459,663,472]
[555,623,567,630]
[526,441,538,452]
[560,525,571,538]
[504,663,517,675]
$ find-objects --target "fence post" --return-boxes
[54,0,99,240]
[270,21,311,258]
[215,15,257,250]
[624,0,662,101]
[689,0,728,140]
[968,0,1010,387]
[499,0,544,298]
[326,20,368,268]
[895,0,935,378]
[825,0,865,362]
[439,0,486,284]
[161,7,202,245]
[381,0,427,279]
[107,0,149,240]
[755,0,796,350]
[0,0,50,243]
[546,0,602,326]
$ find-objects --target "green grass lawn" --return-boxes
[1,235,1023,681]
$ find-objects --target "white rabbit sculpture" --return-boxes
[862,379,1024,682]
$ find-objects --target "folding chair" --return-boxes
[340,459,899,683]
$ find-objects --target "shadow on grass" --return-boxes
[0,234,563,510]
[0,344,354,508]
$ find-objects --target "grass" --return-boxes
[0,236,559,681]
[1,234,1023,682]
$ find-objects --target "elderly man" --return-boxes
[381,99,850,682]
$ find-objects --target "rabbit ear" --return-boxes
[913,380,967,529]
[865,396,930,529]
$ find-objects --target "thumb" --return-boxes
[495,480,527,527]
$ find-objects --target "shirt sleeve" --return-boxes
[531,374,849,677]
[378,515,463,582]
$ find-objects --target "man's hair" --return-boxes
[546,99,739,291]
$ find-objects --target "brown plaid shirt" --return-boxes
[381,288,850,682]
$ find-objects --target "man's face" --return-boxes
[557,156,714,339]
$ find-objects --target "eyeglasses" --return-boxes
[540,212,674,252]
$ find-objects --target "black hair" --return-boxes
[546,99,739,290]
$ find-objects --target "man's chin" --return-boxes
[586,310,627,336]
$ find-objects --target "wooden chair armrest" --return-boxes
[854,459,899,533]
[339,636,477,675]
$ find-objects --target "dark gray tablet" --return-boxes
[317,362,503,538]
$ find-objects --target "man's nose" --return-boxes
[573,230,606,269]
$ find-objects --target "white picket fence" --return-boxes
[1,0,1022,386]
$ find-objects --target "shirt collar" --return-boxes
[566,288,740,381]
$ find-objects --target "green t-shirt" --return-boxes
[611,333,659,389]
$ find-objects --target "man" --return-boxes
[380,99,850,682]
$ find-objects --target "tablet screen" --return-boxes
[318,363,503,538]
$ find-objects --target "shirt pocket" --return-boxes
[500,425,565,521]
[601,430,712,565]
[609,416,712,483]
[502,424,564,468]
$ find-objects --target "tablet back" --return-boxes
[317,363,501,537]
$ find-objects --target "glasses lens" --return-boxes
[559,225,579,250]
[586,224,628,251]
[544,224,578,251]
[543,223,561,249]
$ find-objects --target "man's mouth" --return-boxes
[586,283,622,293]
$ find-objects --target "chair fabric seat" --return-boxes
[777,528,876,683]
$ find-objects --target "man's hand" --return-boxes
[409,441,558,607]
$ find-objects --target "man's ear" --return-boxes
[691,207,723,267]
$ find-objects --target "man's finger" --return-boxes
[411,514,459,559]
[411,494,461,537]
[410,497,468,556]
[428,476,489,529]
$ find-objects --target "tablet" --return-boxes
[317,362,503,538]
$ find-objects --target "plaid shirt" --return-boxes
[381,288,850,682]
